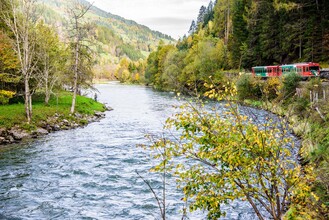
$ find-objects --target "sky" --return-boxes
[90,0,211,39]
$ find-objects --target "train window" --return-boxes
[310,66,319,70]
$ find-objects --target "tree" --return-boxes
[66,0,93,114]
[196,6,207,26]
[230,0,248,68]
[188,20,197,35]
[213,0,234,45]
[202,1,215,28]
[147,83,316,219]
[0,0,38,123]
[144,50,159,86]
[115,57,130,83]
[162,48,187,91]
[0,31,20,104]
[180,36,227,93]
[35,21,68,105]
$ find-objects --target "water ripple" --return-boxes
[0,83,292,219]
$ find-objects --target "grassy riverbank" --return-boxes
[0,92,106,130]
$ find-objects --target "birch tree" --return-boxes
[0,0,38,123]
[35,21,68,105]
[66,0,93,114]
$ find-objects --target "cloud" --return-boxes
[92,0,211,38]
[143,17,192,26]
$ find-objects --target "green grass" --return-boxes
[0,92,105,129]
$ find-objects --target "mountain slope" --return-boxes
[37,0,175,78]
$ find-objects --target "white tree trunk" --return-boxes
[70,38,79,114]
[24,76,31,123]
[2,0,36,123]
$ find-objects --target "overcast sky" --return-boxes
[91,0,211,39]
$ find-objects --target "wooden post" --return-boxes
[310,91,312,103]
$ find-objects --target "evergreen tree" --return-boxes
[231,0,248,68]
[188,20,197,35]
[197,5,207,25]
[202,1,215,27]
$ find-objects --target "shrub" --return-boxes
[236,74,262,100]
[294,97,310,115]
[282,73,301,98]
[263,77,282,100]
[0,90,15,104]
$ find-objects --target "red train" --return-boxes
[252,62,320,78]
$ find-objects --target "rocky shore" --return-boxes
[0,107,113,145]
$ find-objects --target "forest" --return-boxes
[118,0,329,91]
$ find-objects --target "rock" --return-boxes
[0,137,5,144]
[71,123,79,128]
[35,128,49,136]
[6,135,14,143]
[74,113,83,118]
[60,125,69,130]
[0,128,6,136]
[94,111,105,118]
[10,129,30,140]
[52,124,61,131]
[106,106,114,111]
[45,124,53,132]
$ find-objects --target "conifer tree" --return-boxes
[188,20,197,35]
[196,5,207,25]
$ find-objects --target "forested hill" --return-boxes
[142,0,329,91]
[38,0,175,78]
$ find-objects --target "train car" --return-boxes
[280,62,320,77]
[252,65,280,77]
[252,62,320,78]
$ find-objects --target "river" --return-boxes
[0,82,292,219]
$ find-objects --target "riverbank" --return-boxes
[0,92,112,145]
[140,74,328,219]
[238,77,329,219]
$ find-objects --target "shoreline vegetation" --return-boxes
[130,71,329,219]
[0,91,113,145]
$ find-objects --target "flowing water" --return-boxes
[0,82,296,219]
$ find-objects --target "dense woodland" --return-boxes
[139,0,329,92]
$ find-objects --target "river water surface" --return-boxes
[0,83,290,219]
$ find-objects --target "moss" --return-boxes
[79,119,88,125]
[20,123,36,132]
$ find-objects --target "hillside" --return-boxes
[37,0,175,79]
